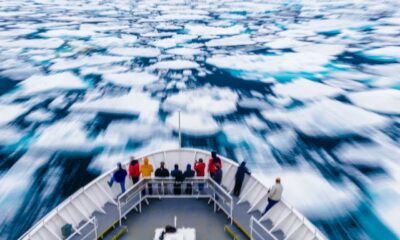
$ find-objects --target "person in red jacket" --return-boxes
[194,158,206,191]
[128,157,140,185]
[208,151,222,178]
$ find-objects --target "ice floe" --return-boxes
[362,46,400,60]
[162,87,238,116]
[205,34,255,47]
[1,38,64,49]
[102,71,158,87]
[348,89,400,114]
[207,51,334,81]
[0,104,29,126]
[273,78,344,101]
[266,129,298,153]
[186,24,244,36]
[71,91,159,121]
[150,60,199,70]
[166,111,220,136]
[166,48,202,56]
[108,47,160,57]
[262,99,389,137]
[18,72,88,95]
[31,121,99,152]
[256,170,361,219]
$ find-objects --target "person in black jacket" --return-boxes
[213,164,223,184]
[155,161,170,194]
[183,164,195,194]
[233,161,251,196]
[171,164,184,195]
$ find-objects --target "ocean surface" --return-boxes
[0,0,400,239]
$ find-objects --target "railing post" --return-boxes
[250,217,253,240]
[230,200,233,225]
[178,110,181,148]
[118,199,122,226]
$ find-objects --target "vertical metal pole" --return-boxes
[178,110,181,148]
[118,200,122,226]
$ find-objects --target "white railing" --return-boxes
[250,216,278,240]
[20,148,326,240]
[66,217,97,240]
[117,177,234,226]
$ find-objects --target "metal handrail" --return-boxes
[20,148,325,240]
[250,216,278,240]
[117,177,234,226]
[65,217,97,240]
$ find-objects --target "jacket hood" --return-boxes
[144,157,149,165]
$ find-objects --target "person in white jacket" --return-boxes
[262,177,283,215]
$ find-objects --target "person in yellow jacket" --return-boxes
[140,157,154,194]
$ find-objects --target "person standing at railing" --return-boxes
[262,177,283,215]
[155,161,170,194]
[213,163,222,184]
[140,157,154,195]
[233,161,251,197]
[208,151,222,178]
[212,164,223,201]
[194,158,206,192]
[183,164,195,194]
[171,164,184,195]
[129,157,140,185]
[107,163,127,193]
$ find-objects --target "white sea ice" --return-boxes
[265,37,309,49]
[71,91,159,121]
[150,60,199,70]
[152,35,196,49]
[256,170,361,219]
[24,109,54,122]
[273,78,344,101]
[166,111,220,136]
[207,51,333,81]
[244,114,268,130]
[0,152,50,223]
[266,129,298,153]
[18,72,88,95]
[261,99,388,137]
[108,47,160,57]
[362,46,400,60]
[1,38,64,49]
[162,87,238,116]
[40,29,93,38]
[102,72,158,87]
[166,48,202,56]
[31,121,98,152]
[348,89,400,114]
[0,104,29,125]
[205,34,255,47]
[185,24,244,36]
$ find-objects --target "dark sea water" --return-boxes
[0,0,400,239]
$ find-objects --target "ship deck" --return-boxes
[121,198,231,240]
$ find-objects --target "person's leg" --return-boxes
[199,182,204,192]
[263,199,279,215]
[233,180,239,196]
[148,183,153,195]
[119,181,126,193]
[107,176,115,187]
[236,180,243,196]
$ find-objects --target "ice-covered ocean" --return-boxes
[0,0,400,239]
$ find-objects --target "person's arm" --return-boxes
[246,167,251,175]
[268,185,276,197]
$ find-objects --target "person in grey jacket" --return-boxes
[262,177,283,215]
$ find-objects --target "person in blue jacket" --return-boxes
[183,164,195,194]
[233,161,251,196]
[107,163,127,193]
